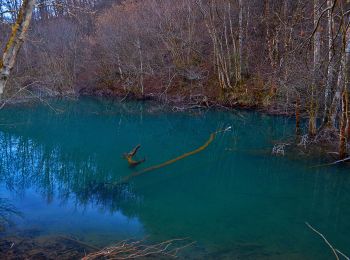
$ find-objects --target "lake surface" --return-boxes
[0,98,349,259]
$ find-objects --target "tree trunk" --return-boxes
[309,0,321,136]
[296,95,301,136]
[245,5,250,76]
[238,0,243,83]
[347,99,350,141]
[339,90,348,159]
[323,0,335,126]
[0,5,4,23]
[282,0,290,84]
[136,39,144,96]
[330,62,344,126]
[0,0,36,99]
[329,13,350,127]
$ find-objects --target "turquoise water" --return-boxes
[0,98,349,259]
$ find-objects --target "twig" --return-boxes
[82,238,194,260]
[120,89,131,102]
[0,81,39,109]
[310,156,350,168]
[336,249,350,260]
[305,222,342,260]
[24,89,64,114]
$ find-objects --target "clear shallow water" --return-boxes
[0,98,349,259]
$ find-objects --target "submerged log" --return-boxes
[120,127,232,183]
[123,144,145,167]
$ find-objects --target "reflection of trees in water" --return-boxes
[2,100,350,257]
[0,198,21,231]
[0,132,139,215]
[0,99,172,222]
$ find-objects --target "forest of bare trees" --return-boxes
[1,0,350,158]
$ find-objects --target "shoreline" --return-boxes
[82,90,347,164]
[0,89,347,164]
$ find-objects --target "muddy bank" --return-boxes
[80,82,298,117]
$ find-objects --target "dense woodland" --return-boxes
[0,0,350,158]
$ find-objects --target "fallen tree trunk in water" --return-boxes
[120,127,232,183]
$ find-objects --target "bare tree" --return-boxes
[309,0,321,136]
[323,0,335,126]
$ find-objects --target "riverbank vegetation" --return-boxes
[0,0,349,158]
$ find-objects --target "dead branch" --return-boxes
[81,238,195,260]
[305,222,349,260]
[310,156,350,168]
[24,89,64,114]
[336,249,350,260]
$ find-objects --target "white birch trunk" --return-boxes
[136,39,144,96]
[330,16,350,126]
[309,0,321,135]
[313,0,321,83]
[0,0,36,99]
[238,0,243,83]
[331,63,344,126]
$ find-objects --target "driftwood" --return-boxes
[120,127,232,183]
